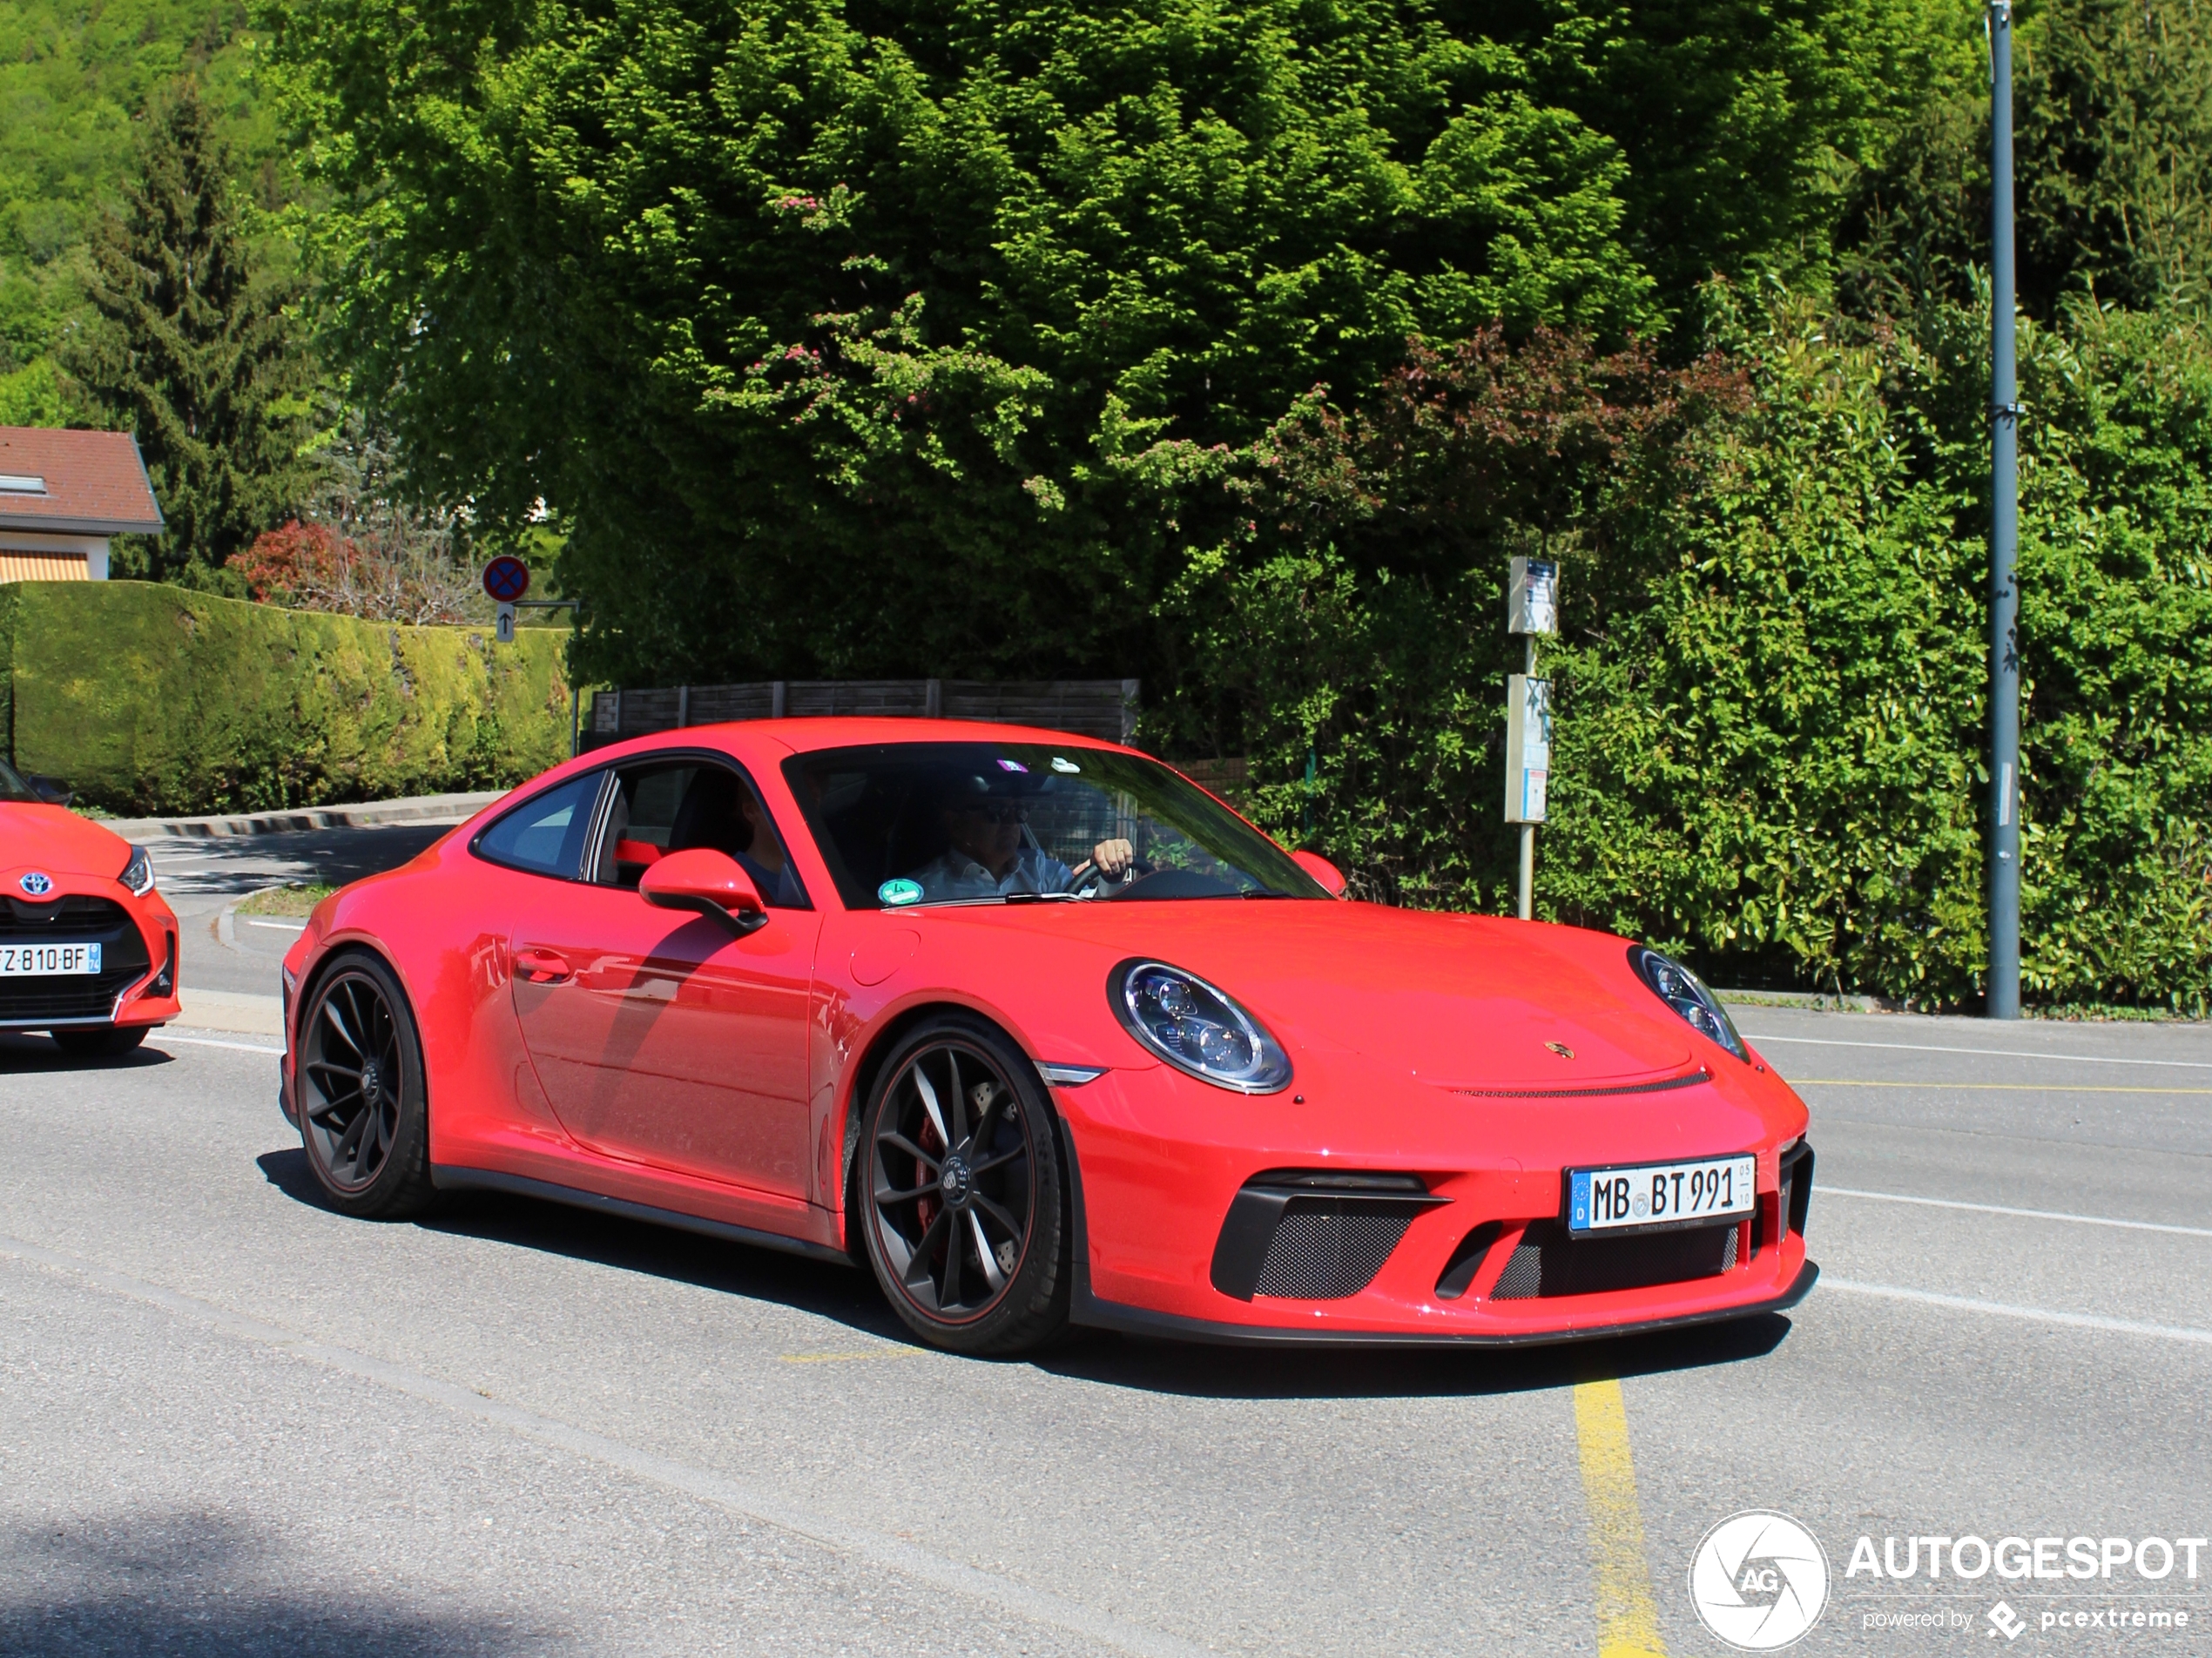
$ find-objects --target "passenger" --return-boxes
[736,792,806,907]
[907,779,1132,900]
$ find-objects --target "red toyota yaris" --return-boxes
[280,720,1815,1355]
[0,758,179,1056]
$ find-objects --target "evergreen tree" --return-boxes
[70,78,314,582]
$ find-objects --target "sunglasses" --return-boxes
[955,802,1027,824]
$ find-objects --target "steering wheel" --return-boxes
[1067,854,1152,898]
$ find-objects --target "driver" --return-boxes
[907,776,1133,900]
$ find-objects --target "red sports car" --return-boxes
[0,758,179,1056]
[279,720,1816,1354]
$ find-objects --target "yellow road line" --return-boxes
[1791,1079,2212,1095]
[1574,1378,1669,1658]
[777,1348,921,1365]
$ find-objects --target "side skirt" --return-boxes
[431,1166,857,1268]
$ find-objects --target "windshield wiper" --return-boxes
[1240,888,1297,899]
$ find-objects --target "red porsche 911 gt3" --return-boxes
[279,720,1816,1354]
[0,758,179,1056]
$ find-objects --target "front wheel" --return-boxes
[297,951,435,1219]
[858,1015,1070,1355]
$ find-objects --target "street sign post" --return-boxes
[1506,556,1558,921]
[482,556,530,649]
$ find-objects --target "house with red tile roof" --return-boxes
[0,427,165,583]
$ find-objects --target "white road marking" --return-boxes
[1823,1186,2212,1238]
[1743,1033,2212,1071]
[0,1235,1208,1658]
[1823,1277,2212,1346]
[154,1034,286,1055]
[244,918,307,930]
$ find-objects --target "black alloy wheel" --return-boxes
[297,953,435,1219]
[860,1016,1070,1354]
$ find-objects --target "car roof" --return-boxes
[597,717,1135,761]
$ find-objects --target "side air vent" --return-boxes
[1210,1170,1447,1302]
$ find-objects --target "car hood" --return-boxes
[919,899,1701,1089]
[0,802,130,881]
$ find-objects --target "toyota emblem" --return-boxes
[18,871,51,897]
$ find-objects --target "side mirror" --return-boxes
[638,849,768,938]
[1291,849,1348,898]
[27,774,72,808]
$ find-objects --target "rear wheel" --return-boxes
[859,1015,1070,1355]
[51,1026,147,1060]
[297,952,435,1219]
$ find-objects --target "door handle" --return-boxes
[514,947,572,985]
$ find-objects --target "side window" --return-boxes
[591,758,810,908]
[474,772,604,880]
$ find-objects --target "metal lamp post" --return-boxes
[1988,0,2022,1018]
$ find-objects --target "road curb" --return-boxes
[1717,987,1901,1014]
[101,792,501,842]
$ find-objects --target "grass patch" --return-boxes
[237,883,337,917]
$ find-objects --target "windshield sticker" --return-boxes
[1051,757,1081,773]
[996,758,1028,772]
[878,878,925,907]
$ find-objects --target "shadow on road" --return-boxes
[256,1148,1797,1398]
[0,1034,173,1074]
[0,1507,534,1656]
[254,1149,909,1343]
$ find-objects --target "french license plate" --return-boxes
[0,942,101,976]
[1568,1154,1756,1234]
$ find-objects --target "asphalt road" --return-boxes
[143,824,458,999]
[4,920,2209,1650]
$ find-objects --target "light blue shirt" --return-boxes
[908,844,1075,901]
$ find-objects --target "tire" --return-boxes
[857,1014,1071,1355]
[295,950,435,1219]
[51,1026,148,1059]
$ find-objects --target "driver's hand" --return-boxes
[1092,838,1134,878]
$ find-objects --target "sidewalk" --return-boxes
[175,988,285,1038]
[104,791,502,842]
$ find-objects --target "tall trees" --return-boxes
[71,79,314,581]
[268,0,1656,685]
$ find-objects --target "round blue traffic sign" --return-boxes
[482,556,530,602]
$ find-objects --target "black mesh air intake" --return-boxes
[1251,1202,1418,1299]
[0,896,150,1025]
[1489,1219,1740,1300]
[1210,1170,1446,1301]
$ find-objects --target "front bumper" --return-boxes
[0,882,179,1034]
[1054,1053,1816,1345]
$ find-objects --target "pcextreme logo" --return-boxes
[1690,1510,1832,1651]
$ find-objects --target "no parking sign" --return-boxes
[482,556,529,642]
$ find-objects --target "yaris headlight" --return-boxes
[1629,945,1747,1062]
[1111,960,1292,1093]
[120,845,156,896]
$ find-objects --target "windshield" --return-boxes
[784,743,1328,909]
[0,758,38,804]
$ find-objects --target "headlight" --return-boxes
[1111,960,1292,1093]
[120,845,156,896]
[1629,945,1747,1062]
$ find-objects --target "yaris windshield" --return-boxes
[0,758,39,803]
[784,743,1329,909]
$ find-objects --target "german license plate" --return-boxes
[1568,1154,1756,1234]
[0,942,101,976]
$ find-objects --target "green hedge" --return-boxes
[0,581,573,814]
